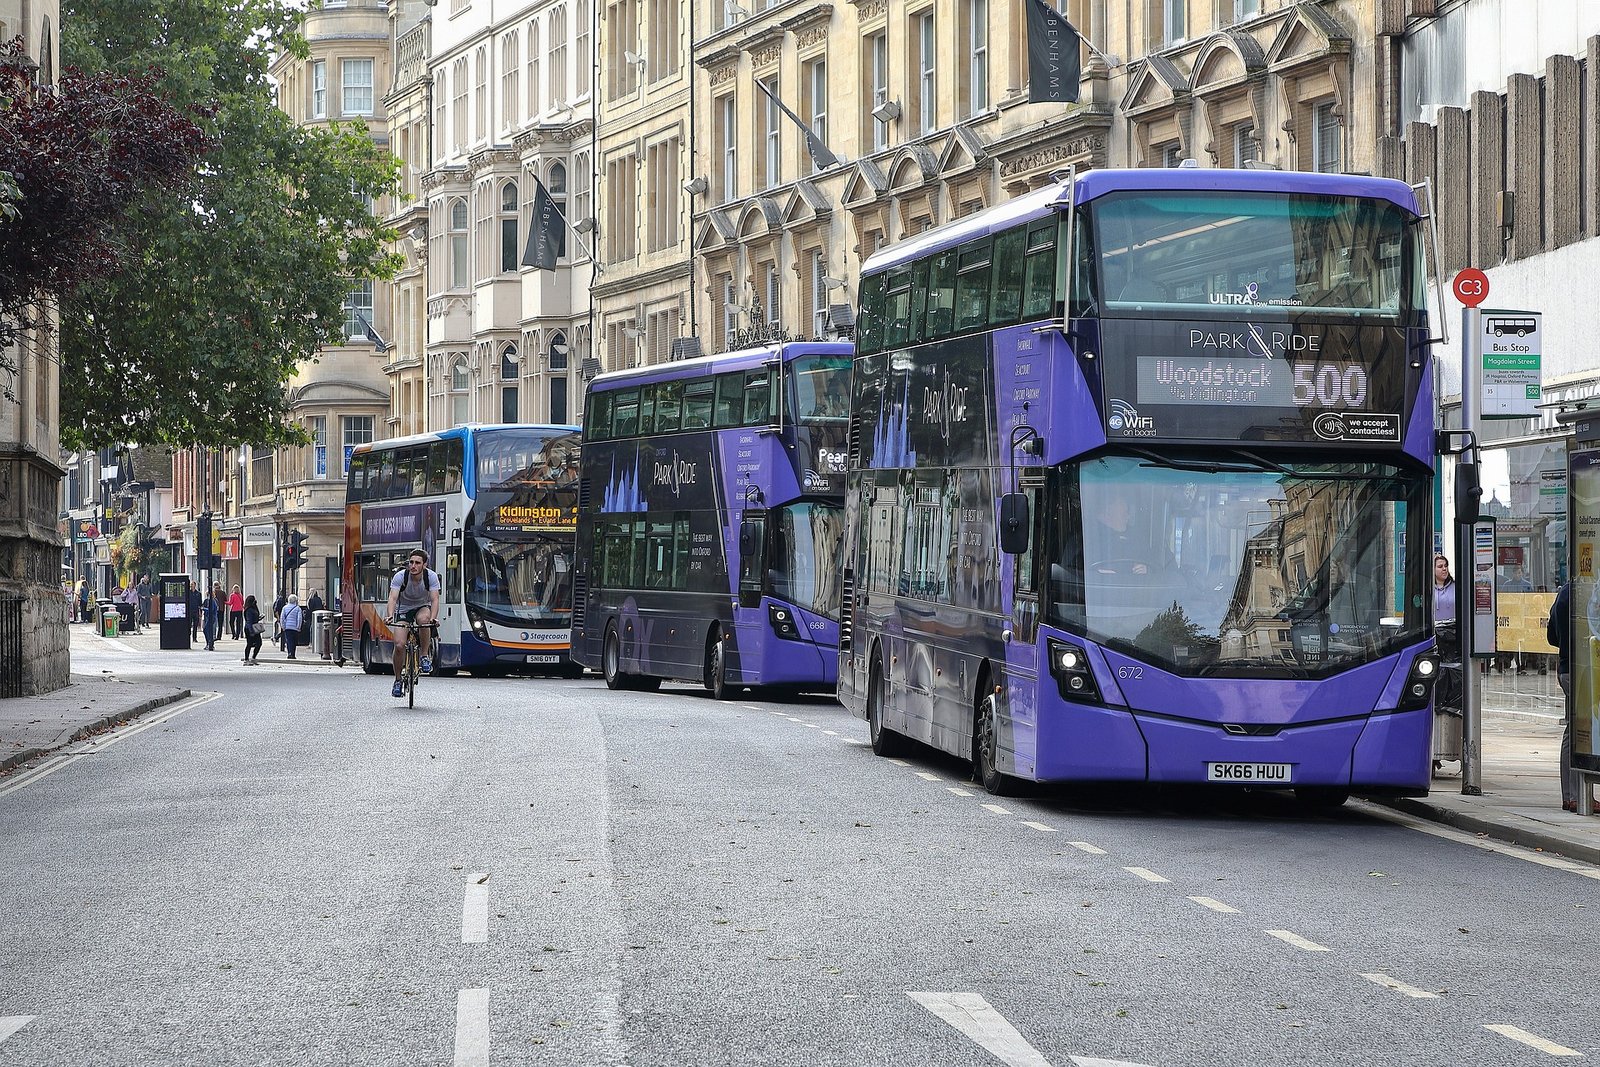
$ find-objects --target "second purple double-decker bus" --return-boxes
[571,342,851,697]
[840,167,1440,804]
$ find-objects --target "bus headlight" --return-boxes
[465,607,488,640]
[1047,638,1101,704]
[1397,652,1440,711]
[768,603,801,641]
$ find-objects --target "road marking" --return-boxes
[981,803,1012,815]
[0,1017,34,1044]
[1265,929,1329,952]
[1484,1025,1581,1056]
[0,693,219,799]
[1021,821,1057,833]
[1359,973,1438,999]
[1123,867,1169,883]
[1188,896,1239,914]
[823,730,839,736]
[842,738,866,746]
[799,722,820,729]
[886,758,910,767]
[453,988,490,1067]
[914,771,941,781]
[786,717,807,724]
[1067,841,1106,855]
[908,992,1053,1067]
[461,874,488,944]
[948,787,974,797]
[1355,800,1600,882]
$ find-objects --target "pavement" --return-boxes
[3,623,1598,867]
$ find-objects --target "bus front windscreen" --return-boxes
[465,534,572,625]
[1050,454,1429,676]
[769,502,844,620]
[790,354,852,425]
[1090,191,1417,319]
[474,428,581,490]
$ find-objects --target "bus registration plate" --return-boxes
[1206,762,1292,783]
[525,654,560,665]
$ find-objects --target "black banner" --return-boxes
[1025,0,1083,104]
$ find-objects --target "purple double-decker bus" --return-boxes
[840,168,1440,805]
[571,342,852,697]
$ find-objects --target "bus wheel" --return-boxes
[705,631,739,700]
[360,631,385,675]
[603,627,628,691]
[867,661,904,757]
[974,689,1019,796]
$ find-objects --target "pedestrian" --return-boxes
[75,578,89,623]
[188,583,202,640]
[242,594,263,663]
[136,575,153,627]
[1546,582,1591,813]
[272,590,287,648]
[228,584,245,640]
[281,594,304,659]
[202,584,221,651]
[1433,554,1456,620]
[121,580,140,633]
[303,589,324,651]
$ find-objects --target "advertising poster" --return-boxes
[1569,450,1600,769]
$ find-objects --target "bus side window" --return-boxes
[587,392,614,441]
[406,447,428,496]
[925,251,956,340]
[713,375,743,427]
[884,269,912,349]
[907,260,930,345]
[1021,220,1058,321]
[375,449,397,500]
[439,438,464,493]
[683,379,714,429]
[446,546,461,605]
[425,443,449,494]
[738,511,767,608]
[638,385,658,434]
[348,452,370,502]
[1069,213,1095,317]
[742,371,773,426]
[858,273,888,354]
[613,389,641,436]
[990,228,1026,326]
[955,240,992,331]
[654,381,684,433]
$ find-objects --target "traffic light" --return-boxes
[196,511,215,569]
[285,530,310,571]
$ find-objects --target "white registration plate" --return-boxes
[525,654,560,665]
[1206,762,1292,784]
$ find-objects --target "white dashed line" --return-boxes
[1067,841,1107,855]
[1484,1025,1582,1056]
[1188,896,1239,914]
[0,1017,34,1045]
[823,730,839,736]
[1123,867,1169,883]
[981,803,1012,815]
[453,988,490,1067]
[1265,929,1329,952]
[907,992,1054,1067]
[799,722,820,729]
[947,787,974,797]
[785,717,806,723]
[842,738,866,746]
[461,874,488,944]
[1021,821,1058,833]
[1359,973,1438,999]
[914,771,942,782]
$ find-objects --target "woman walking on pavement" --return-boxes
[280,594,304,659]
[242,594,263,663]
[228,585,245,640]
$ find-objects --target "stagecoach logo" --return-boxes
[923,370,971,436]
[1108,398,1156,437]
[653,451,699,492]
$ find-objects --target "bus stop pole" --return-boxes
[1459,306,1484,797]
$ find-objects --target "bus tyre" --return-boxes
[974,690,1020,796]
[603,627,628,691]
[360,631,385,675]
[867,662,904,757]
[706,632,739,700]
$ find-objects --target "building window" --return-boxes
[962,0,988,116]
[720,275,737,349]
[605,155,635,261]
[308,416,328,479]
[527,19,541,116]
[343,280,373,340]
[575,0,592,96]
[501,32,520,130]
[1162,0,1187,45]
[647,137,680,252]
[473,47,487,141]
[1163,143,1183,167]
[647,0,679,82]
[550,7,568,106]
[549,375,568,424]
[810,250,828,337]
[342,416,374,475]
[546,162,568,260]
[802,58,827,173]
[549,332,570,370]
[913,11,936,135]
[311,59,327,119]
[717,94,737,203]
[759,76,780,189]
[450,358,472,426]
[499,182,520,273]
[868,31,888,152]
[500,345,520,423]
[607,0,638,97]
[452,58,468,152]
[450,198,470,289]
[342,58,373,117]
[434,73,447,159]
[572,152,592,258]
[1313,102,1341,174]
[251,450,274,494]
[1234,124,1259,167]
[1233,0,1260,20]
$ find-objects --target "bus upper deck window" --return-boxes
[713,375,743,427]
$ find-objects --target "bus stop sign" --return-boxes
[1453,268,1489,308]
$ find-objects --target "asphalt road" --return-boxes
[1,636,1595,1066]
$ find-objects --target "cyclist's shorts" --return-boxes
[395,606,427,625]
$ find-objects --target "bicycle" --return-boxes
[387,618,438,707]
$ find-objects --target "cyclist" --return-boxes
[385,548,441,697]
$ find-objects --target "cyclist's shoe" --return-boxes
[392,679,405,698]
[421,655,434,675]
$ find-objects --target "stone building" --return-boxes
[0,0,66,694]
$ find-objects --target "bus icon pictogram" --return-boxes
[1484,314,1535,338]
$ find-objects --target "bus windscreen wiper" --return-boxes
[1125,446,1263,475]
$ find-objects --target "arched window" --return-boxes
[547,331,569,371]
[500,181,519,273]
[500,344,520,423]
[449,198,470,288]
[450,357,472,425]
[546,163,567,260]
[548,331,570,424]
[526,19,541,116]
[500,32,520,131]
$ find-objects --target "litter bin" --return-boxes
[98,602,121,638]
[116,602,137,634]
[312,610,336,659]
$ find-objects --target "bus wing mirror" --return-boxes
[999,493,1030,555]
[739,520,761,557]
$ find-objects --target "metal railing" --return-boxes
[0,597,23,698]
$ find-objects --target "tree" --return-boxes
[0,39,210,392]
[59,0,401,449]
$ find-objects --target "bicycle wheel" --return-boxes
[407,639,417,708]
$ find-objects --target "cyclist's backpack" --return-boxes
[396,566,435,592]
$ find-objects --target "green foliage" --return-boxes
[59,0,401,449]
